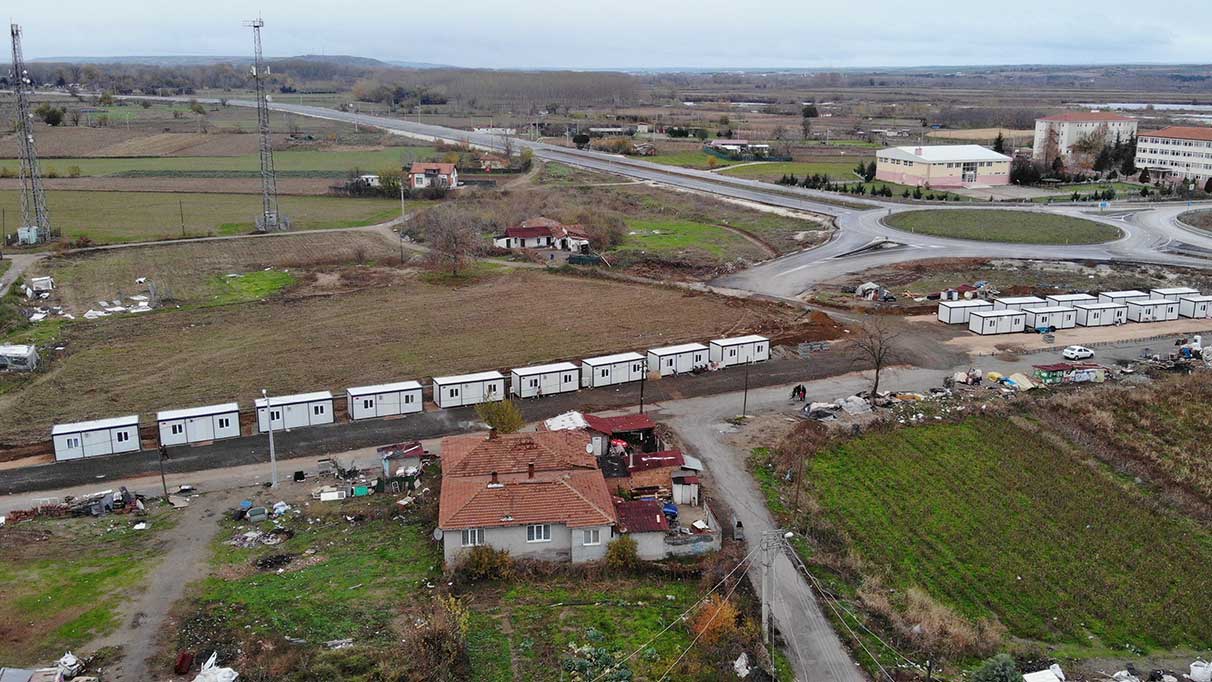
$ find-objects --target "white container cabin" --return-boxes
[1125,298,1179,323]
[1045,293,1097,307]
[646,343,709,376]
[510,362,579,399]
[581,352,646,388]
[968,309,1026,335]
[1178,294,1212,319]
[157,403,240,446]
[432,371,505,409]
[937,299,993,324]
[346,381,423,420]
[1150,287,1200,301]
[1073,302,1127,327]
[1023,306,1077,330]
[256,391,335,432]
[53,416,140,462]
[1099,290,1150,304]
[993,296,1046,311]
[708,335,770,367]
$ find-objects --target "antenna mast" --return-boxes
[9,24,52,244]
[245,18,288,232]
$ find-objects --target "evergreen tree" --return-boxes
[1120,134,1137,175]
[992,131,1006,154]
[865,160,877,182]
[1204,177,1212,194]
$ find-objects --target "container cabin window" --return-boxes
[362,399,374,410]
[218,417,231,429]
[600,368,609,378]
[461,528,484,547]
[632,363,642,373]
[116,431,130,443]
[583,529,600,545]
[728,348,737,358]
[563,374,573,383]
[449,387,460,398]
[528,378,539,388]
[404,394,414,404]
[270,409,281,421]
[170,423,184,435]
[66,437,80,449]
[527,524,551,542]
[313,404,326,416]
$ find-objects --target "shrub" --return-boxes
[475,400,524,434]
[689,594,741,644]
[455,545,514,582]
[605,535,639,572]
[970,654,1024,682]
[405,595,470,682]
[561,640,633,681]
[67,166,82,178]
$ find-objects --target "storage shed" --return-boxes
[346,381,423,420]
[1178,294,1212,319]
[510,362,579,399]
[1150,286,1200,301]
[157,402,240,446]
[993,296,1046,310]
[937,299,994,324]
[708,335,770,367]
[0,344,39,371]
[53,415,140,461]
[255,391,335,432]
[1125,298,1179,323]
[1099,290,1150,304]
[968,309,1026,335]
[432,371,505,409]
[1073,302,1127,326]
[581,352,646,388]
[1023,306,1077,330]
[1045,293,1097,306]
[646,343,709,376]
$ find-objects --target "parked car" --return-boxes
[1062,345,1095,360]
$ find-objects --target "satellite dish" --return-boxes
[432,528,443,541]
[585,443,593,454]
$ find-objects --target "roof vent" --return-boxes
[488,471,504,489]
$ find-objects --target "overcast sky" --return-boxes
[16,0,1212,69]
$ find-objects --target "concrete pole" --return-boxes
[761,531,774,645]
[262,388,278,488]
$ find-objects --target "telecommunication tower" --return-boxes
[9,24,52,244]
[245,18,288,231]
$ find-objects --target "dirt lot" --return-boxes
[0,269,813,443]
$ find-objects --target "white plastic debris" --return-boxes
[733,652,750,677]
[56,651,84,676]
[133,522,148,530]
[1111,671,1140,682]
[193,652,239,682]
[1191,660,1212,682]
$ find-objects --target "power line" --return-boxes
[656,552,752,682]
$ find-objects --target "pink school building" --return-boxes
[875,145,1011,188]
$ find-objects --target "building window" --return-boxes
[116,431,130,443]
[527,524,551,542]
[67,437,80,449]
[600,368,610,378]
[563,374,573,383]
[363,399,374,410]
[529,378,539,388]
[313,404,326,416]
[583,529,601,545]
[269,409,281,422]
[728,348,737,357]
[632,363,643,373]
[461,528,485,547]
[449,387,460,398]
[171,423,184,435]
[404,394,414,404]
[218,417,231,429]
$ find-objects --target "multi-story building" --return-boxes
[875,145,1011,188]
[1135,126,1212,184]
[1032,112,1138,164]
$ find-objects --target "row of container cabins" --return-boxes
[50,335,771,462]
[938,287,1212,335]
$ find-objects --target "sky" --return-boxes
[15,0,1212,69]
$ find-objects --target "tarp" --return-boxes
[1007,373,1037,391]
[839,396,872,415]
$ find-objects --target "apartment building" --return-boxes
[1032,112,1138,164]
[1135,126,1212,184]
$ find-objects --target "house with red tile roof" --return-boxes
[438,431,616,564]
[407,162,458,190]
[492,217,592,253]
[612,498,671,560]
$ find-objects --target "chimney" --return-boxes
[487,428,498,440]
[528,462,535,479]
[490,471,498,485]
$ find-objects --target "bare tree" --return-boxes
[418,205,486,276]
[849,316,904,402]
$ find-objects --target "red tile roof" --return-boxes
[440,431,596,479]
[502,218,590,242]
[504,226,555,239]
[1039,112,1136,122]
[629,450,684,473]
[409,162,457,174]
[583,413,656,435]
[1142,126,1212,142]
[613,498,670,533]
[439,470,616,529]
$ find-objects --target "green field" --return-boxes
[1032,182,1144,203]
[0,190,421,244]
[646,150,743,169]
[805,417,1212,652]
[718,161,868,182]
[620,218,766,258]
[0,148,433,178]
[885,209,1121,244]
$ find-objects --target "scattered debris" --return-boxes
[324,638,354,650]
[192,651,239,682]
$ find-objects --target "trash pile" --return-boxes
[82,294,154,320]
[1094,660,1210,682]
[3,487,146,523]
[0,650,102,682]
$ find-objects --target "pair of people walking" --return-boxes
[790,384,807,402]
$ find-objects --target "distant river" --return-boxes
[1072,102,1212,112]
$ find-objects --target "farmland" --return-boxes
[885,209,1121,244]
[718,160,868,183]
[645,149,743,169]
[620,218,770,259]
[0,147,433,178]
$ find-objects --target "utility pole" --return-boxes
[760,529,793,646]
[178,199,186,237]
[741,359,751,417]
[638,372,646,414]
[261,388,279,487]
[158,445,170,499]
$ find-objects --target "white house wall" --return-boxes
[512,370,578,399]
[434,379,505,408]
[257,400,335,432]
[348,389,422,420]
[582,359,646,388]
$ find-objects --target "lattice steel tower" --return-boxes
[9,24,52,244]
[245,18,288,231]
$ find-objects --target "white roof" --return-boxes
[582,351,644,366]
[1102,289,1148,298]
[1047,293,1096,301]
[1023,671,1063,682]
[1152,287,1199,295]
[1179,294,1212,302]
[995,296,1045,304]
[255,390,333,408]
[1127,298,1173,306]
[545,410,589,431]
[711,335,769,346]
[940,299,993,308]
[879,144,1010,163]
[53,415,138,435]
[1023,306,1074,314]
[0,344,35,356]
[681,454,704,471]
[971,309,1023,318]
[157,402,239,421]
[346,381,422,396]
[1074,301,1127,309]
[432,370,504,385]
[511,362,579,377]
[648,342,709,356]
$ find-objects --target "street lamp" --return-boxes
[262,388,279,488]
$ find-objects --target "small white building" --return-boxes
[1023,306,1077,330]
[157,403,240,446]
[1150,287,1200,301]
[1178,294,1212,319]
[646,343,709,377]
[1125,298,1179,323]
[993,296,1046,310]
[53,415,141,461]
[580,352,647,388]
[0,344,39,371]
[346,381,423,420]
[1045,293,1097,307]
[432,371,506,409]
[1073,302,1127,326]
[937,299,994,324]
[256,391,335,432]
[708,335,770,367]
[968,309,1026,335]
[510,362,579,399]
[1099,290,1150,304]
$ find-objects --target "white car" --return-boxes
[1062,345,1095,360]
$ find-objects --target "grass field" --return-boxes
[0,147,434,178]
[620,218,768,259]
[926,128,1033,142]
[885,209,1121,244]
[1031,182,1144,203]
[804,417,1212,652]
[0,190,421,243]
[646,150,743,169]
[718,160,868,182]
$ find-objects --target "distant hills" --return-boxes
[31,54,454,69]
